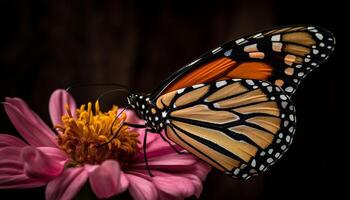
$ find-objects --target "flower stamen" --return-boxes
[56,101,140,167]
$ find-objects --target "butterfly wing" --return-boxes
[150,25,335,101]
[156,79,296,179]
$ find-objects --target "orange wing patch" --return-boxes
[163,57,273,94]
[224,62,273,80]
[164,57,236,94]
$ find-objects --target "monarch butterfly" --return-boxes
[103,25,335,180]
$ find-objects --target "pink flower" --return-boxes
[0,89,211,200]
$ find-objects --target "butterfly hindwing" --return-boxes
[157,79,296,179]
[150,25,335,100]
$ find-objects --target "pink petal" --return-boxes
[142,131,182,155]
[0,146,25,162]
[0,174,47,189]
[87,160,128,199]
[0,147,48,189]
[49,89,76,126]
[37,147,69,164]
[126,173,158,200]
[133,152,197,168]
[3,100,58,147]
[0,147,25,175]
[46,167,88,200]
[5,97,54,135]
[191,161,212,181]
[175,173,203,198]
[21,146,64,179]
[124,109,144,125]
[0,134,27,148]
[119,172,129,193]
[152,172,195,199]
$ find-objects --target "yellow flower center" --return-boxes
[55,101,140,167]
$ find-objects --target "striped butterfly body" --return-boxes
[127,25,335,179]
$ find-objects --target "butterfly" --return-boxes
[120,25,335,180]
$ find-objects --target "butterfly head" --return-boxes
[127,93,164,132]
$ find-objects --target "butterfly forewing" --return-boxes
[157,79,296,179]
[150,25,335,100]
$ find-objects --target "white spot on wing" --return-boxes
[285,86,293,93]
[235,38,246,44]
[267,158,273,163]
[281,101,288,108]
[289,114,295,121]
[213,103,220,108]
[271,34,281,41]
[275,152,281,158]
[315,33,324,40]
[289,127,294,133]
[177,88,185,94]
[193,83,205,89]
[215,80,227,88]
[281,145,287,150]
[267,86,273,92]
[253,33,263,38]
[280,94,287,100]
[245,80,255,86]
[259,164,265,171]
[286,135,291,143]
[212,47,222,54]
[224,49,232,57]
[262,82,269,87]
[251,159,256,167]
[188,58,200,67]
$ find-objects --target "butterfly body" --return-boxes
[127,94,165,132]
[126,25,335,179]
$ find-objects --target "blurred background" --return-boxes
[0,0,342,199]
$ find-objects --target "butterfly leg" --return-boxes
[143,129,153,177]
[158,132,186,154]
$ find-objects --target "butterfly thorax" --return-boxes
[127,93,166,132]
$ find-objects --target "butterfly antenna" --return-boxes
[97,105,130,147]
[65,83,132,94]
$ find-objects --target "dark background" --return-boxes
[0,0,343,199]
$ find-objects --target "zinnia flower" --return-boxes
[0,89,211,200]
